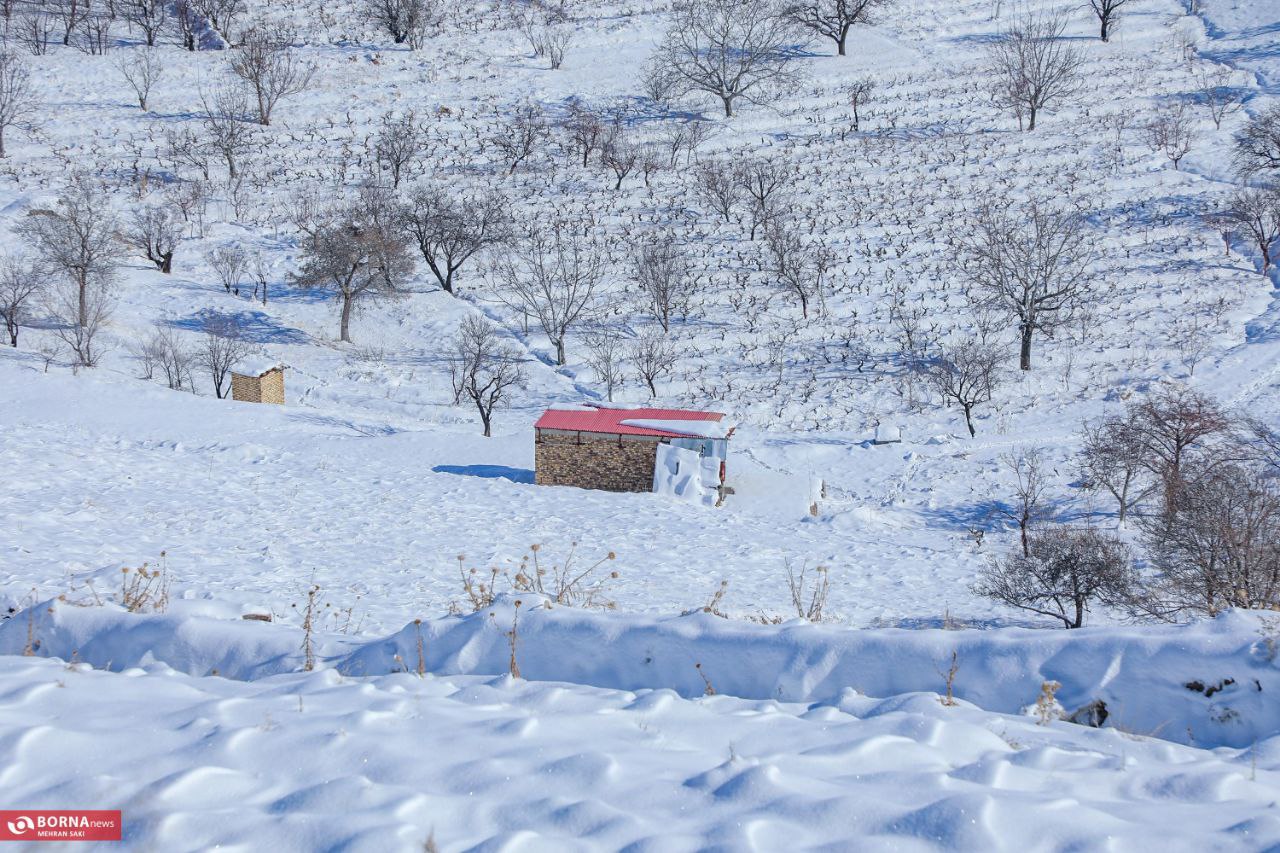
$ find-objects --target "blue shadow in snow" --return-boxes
[168,309,310,345]
[432,464,535,484]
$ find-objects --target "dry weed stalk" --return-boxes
[458,556,500,611]
[938,650,960,706]
[22,588,37,657]
[696,662,715,696]
[120,552,171,613]
[1034,679,1062,725]
[414,618,426,677]
[785,560,831,621]
[506,600,522,678]
[513,542,619,609]
[295,583,325,672]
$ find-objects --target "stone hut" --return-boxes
[231,359,286,405]
[534,404,732,494]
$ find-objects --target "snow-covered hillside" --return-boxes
[3,0,1280,846]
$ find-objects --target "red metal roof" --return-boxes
[535,405,725,438]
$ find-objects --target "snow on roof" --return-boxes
[620,418,732,439]
[535,404,729,439]
[235,357,285,377]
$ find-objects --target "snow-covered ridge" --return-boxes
[5,597,1277,749]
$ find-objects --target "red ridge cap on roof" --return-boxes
[535,405,725,438]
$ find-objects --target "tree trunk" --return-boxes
[1019,323,1033,371]
[722,96,733,118]
[340,292,353,342]
[160,252,173,274]
[963,403,976,437]
[1019,520,1030,556]
[1100,17,1109,41]
[554,336,566,365]
[837,27,849,56]
[478,403,492,437]
[77,277,88,328]
[1027,105,1037,132]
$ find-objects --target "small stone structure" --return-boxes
[534,404,731,494]
[231,361,286,405]
[536,431,661,492]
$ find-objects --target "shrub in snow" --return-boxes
[974,526,1136,629]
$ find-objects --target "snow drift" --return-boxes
[4,597,1277,749]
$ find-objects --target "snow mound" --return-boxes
[6,599,1280,749]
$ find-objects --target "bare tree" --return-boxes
[492,220,604,365]
[230,23,314,126]
[372,110,427,188]
[1087,0,1133,42]
[121,0,168,46]
[75,9,113,56]
[531,19,573,70]
[200,316,257,398]
[365,0,438,49]
[198,84,257,182]
[16,11,59,56]
[489,103,548,175]
[998,446,1050,557]
[925,338,1004,437]
[1079,416,1155,525]
[196,0,246,45]
[956,196,1096,371]
[136,325,195,390]
[47,277,113,368]
[848,78,874,130]
[400,183,510,294]
[1223,184,1280,273]
[449,314,527,437]
[693,159,743,224]
[205,244,247,292]
[0,256,40,347]
[1196,66,1243,131]
[1145,103,1196,170]
[0,52,37,157]
[292,205,414,342]
[173,0,198,51]
[1234,106,1280,177]
[599,125,640,191]
[740,157,793,240]
[561,102,608,168]
[762,217,834,318]
[631,328,677,398]
[17,179,122,329]
[988,12,1084,131]
[633,234,693,332]
[784,0,882,56]
[51,0,90,46]
[1114,385,1232,516]
[1136,462,1280,618]
[116,49,164,112]
[646,0,803,118]
[584,329,626,401]
[974,526,1135,628]
[125,203,182,273]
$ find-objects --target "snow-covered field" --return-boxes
[4,0,1280,846]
